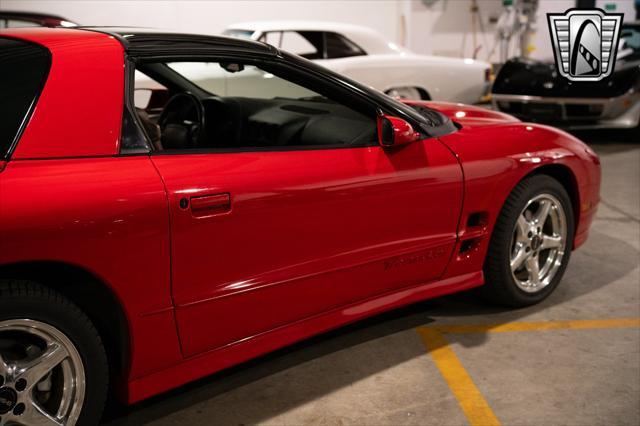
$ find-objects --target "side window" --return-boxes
[0,38,50,158]
[325,32,366,59]
[261,31,281,47]
[0,19,40,29]
[130,59,377,152]
[121,69,168,153]
[261,31,324,60]
[280,32,321,59]
[167,62,317,99]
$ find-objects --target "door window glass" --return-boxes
[131,59,377,152]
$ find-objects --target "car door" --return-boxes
[140,57,463,357]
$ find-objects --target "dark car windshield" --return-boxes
[0,37,51,159]
[222,29,254,39]
[620,24,640,56]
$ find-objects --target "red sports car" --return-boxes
[0,27,600,425]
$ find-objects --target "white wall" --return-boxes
[0,0,402,42]
[1,0,637,62]
[401,0,636,62]
[400,0,505,60]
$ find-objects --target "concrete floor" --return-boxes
[104,134,640,426]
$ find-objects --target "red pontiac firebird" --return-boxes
[0,27,600,425]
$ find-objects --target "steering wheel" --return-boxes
[158,92,205,149]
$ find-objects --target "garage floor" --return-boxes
[103,135,640,426]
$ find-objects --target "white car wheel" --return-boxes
[385,87,423,100]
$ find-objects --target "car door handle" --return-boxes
[189,193,231,217]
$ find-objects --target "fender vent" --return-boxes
[466,212,488,228]
[458,212,489,258]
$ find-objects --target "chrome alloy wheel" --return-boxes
[0,319,85,426]
[510,194,567,293]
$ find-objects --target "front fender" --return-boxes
[436,122,600,278]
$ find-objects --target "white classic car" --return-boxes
[223,21,492,103]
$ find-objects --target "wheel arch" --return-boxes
[0,261,130,379]
[384,85,431,100]
[521,163,581,236]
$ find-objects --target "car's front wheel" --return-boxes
[0,281,108,426]
[483,175,575,307]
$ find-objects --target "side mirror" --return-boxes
[378,115,421,147]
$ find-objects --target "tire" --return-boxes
[385,87,424,100]
[482,175,575,307]
[0,280,108,426]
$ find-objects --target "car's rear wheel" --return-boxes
[483,175,575,307]
[385,87,424,100]
[0,281,108,425]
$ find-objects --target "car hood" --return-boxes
[492,56,640,98]
[405,101,520,128]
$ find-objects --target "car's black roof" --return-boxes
[76,27,457,138]
[80,27,277,57]
[0,10,69,20]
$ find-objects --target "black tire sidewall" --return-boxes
[485,175,575,307]
[0,282,108,426]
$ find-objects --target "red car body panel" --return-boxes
[0,157,183,379]
[7,28,124,159]
[154,139,463,357]
[0,28,600,404]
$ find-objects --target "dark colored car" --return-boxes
[492,22,640,130]
[0,10,77,28]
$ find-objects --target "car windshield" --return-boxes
[620,24,640,56]
[222,29,254,39]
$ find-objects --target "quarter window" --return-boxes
[0,38,50,159]
[259,31,366,60]
[324,32,366,59]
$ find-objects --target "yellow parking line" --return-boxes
[432,318,640,334]
[416,318,639,425]
[417,327,501,426]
